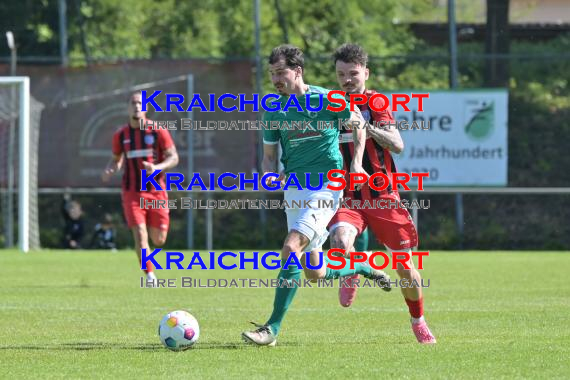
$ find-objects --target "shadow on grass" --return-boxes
[5,284,106,289]
[0,342,160,351]
[0,340,299,351]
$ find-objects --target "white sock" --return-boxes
[411,316,425,324]
[146,272,157,281]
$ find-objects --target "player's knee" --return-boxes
[330,227,353,251]
[396,263,415,279]
[282,231,308,257]
[397,268,413,279]
[336,238,351,251]
[132,225,148,243]
[281,243,300,259]
[152,234,167,247]
[304,269,323,281]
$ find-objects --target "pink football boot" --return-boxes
[339,274,360,307]
[412,320,437,344]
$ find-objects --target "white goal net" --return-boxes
[0,77,43,251]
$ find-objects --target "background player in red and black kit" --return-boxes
[102,91,179,285]
[328,44,436,344]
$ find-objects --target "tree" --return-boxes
[1,0,431,74]
[0,1,59,59]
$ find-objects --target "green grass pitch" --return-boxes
[1,250,569,379]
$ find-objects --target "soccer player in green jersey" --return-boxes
[242,45,391,346]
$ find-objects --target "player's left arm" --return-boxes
[150,146,179,171]
[142,130,179,172]
[367,122,404,153]
[368,98,404,153]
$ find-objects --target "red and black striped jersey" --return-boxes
[112,121,174,193]
[339,89,398,200]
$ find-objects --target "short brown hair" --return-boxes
[333,43,368,67]
[128,90,142,103]
[269,44,304,72]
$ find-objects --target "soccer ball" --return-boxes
[158,310,200,351]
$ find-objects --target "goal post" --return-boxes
[0,76,31,252]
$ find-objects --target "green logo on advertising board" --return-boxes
[465,101,494,141]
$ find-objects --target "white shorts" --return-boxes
[284,183,342,251]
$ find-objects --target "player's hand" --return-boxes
[349,162,369,191]
[277,172,286,187]
[263,171,286,187]
[349,107,365,128]
[101,168,115,183]
[142,161,157,173]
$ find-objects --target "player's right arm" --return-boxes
[262,143,277,173]
[101,154,123,183]
[262,112,284,186]
[329,92,368,190]
[102,129,124,183]
[347,107,369,191]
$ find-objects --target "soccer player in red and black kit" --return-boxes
[101,91,179,285]
[328,44,436,344]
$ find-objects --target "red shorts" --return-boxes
[328,193,418,250]
[121,191,170,231]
